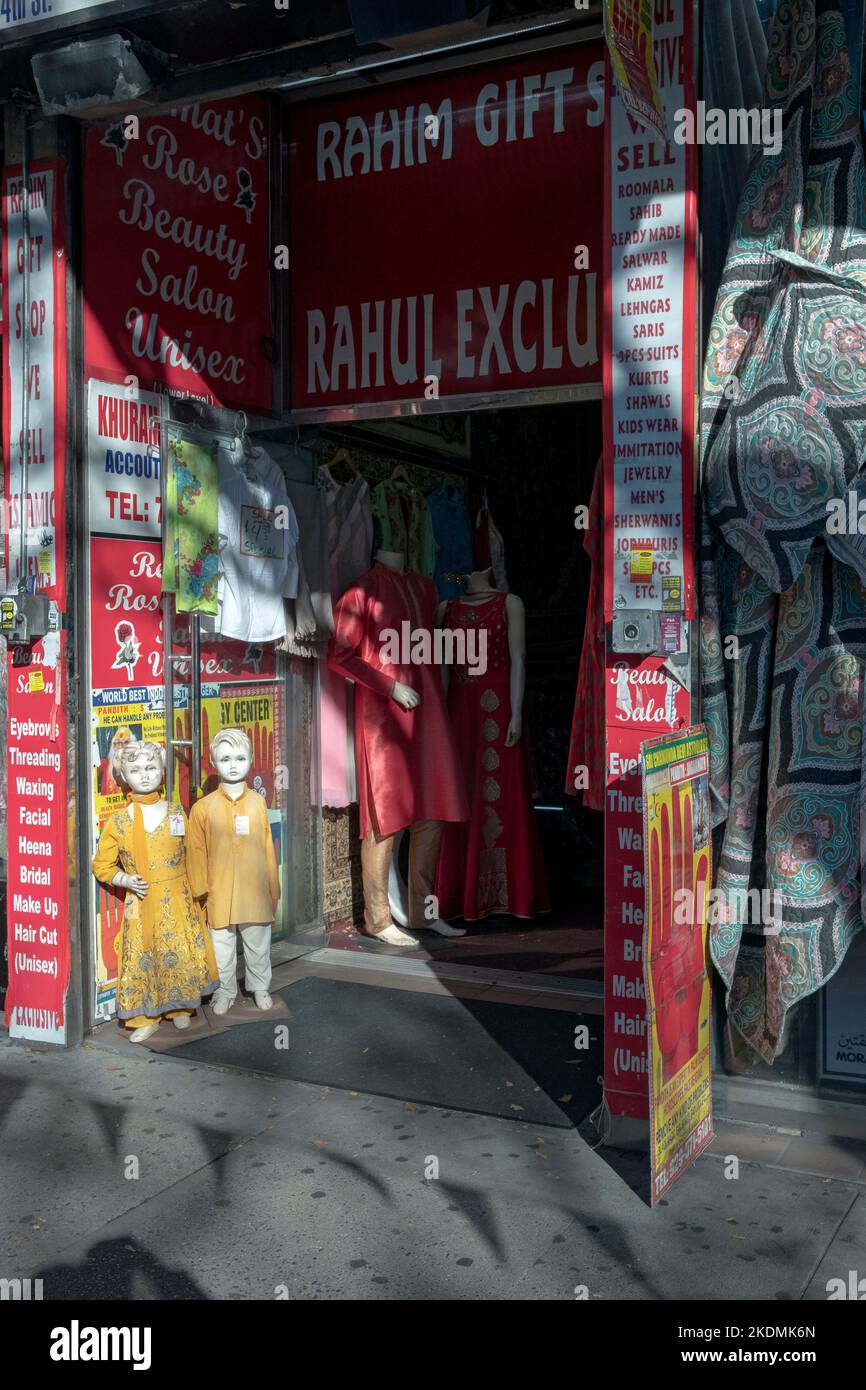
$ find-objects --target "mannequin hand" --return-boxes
[391,681,421,710]
[118,873,149,899]
[505,718,522,747]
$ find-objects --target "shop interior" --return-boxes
[314,398,604,982]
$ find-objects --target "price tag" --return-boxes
[27,670,44,693]
[234,815,250,836]
[169,813,185,837]
[240,505,280,559]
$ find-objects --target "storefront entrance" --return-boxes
[317,399,604,983]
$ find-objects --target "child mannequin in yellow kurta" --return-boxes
[187,727,280,1014]
[91,739,219,1043]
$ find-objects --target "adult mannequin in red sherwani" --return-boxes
[328,552,469,945]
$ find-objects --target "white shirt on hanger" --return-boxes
[201,442,300,644]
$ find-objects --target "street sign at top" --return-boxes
[0,0,162,44]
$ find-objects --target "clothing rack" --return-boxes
[320,426,494,487]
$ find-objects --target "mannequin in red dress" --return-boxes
[435,568,549,921]
[329,550,469,946]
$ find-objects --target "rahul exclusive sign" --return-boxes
[290,46,606,409]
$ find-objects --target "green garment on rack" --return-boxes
[371,476,438,578]
[163,434,220,615]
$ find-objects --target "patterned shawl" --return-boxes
[701,0,866,1061]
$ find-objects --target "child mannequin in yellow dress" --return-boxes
[91,739,219,1042]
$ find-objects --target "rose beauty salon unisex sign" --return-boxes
[290,46,605,410]
[83,98,272,410]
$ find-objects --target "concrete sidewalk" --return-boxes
[0,1032,863,1301]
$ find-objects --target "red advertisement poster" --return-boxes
[83,98,272,410]
[5,634,70,1042]
[602,655,690,1124]
[89,536,276,688]
[1,158,68,605]
[642,726,713,1203]
[290,45,605,410]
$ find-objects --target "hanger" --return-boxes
[233,410,257,457]
[391,460,411,484]
[328,445,358,477]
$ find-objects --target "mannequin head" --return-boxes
[466,566,497,592]
[112,739,165,795]
[210,727,253,785]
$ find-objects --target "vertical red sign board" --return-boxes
[2,159,70,1043]
[82,98,273,412]
[602,0,697,1132]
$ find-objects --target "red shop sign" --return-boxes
[89,537,276,689]
[5,634,70,1042]
[83,99,273,411]
[290,45,605,410]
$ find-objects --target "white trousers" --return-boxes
[210,923,272,998]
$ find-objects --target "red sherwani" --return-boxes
[328,562,468,839]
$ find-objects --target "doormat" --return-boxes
[98,992,291,1050]
[159,976,601,1127]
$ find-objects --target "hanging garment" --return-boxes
[200,443,300,645]
[316,465,374,807]
[91,802,219,1021]
[163,434,220,615]
[701,0,866,1063]
[435,592,549,920]
[475,499,508,590]
[371,476,438,577]
[427,484,474,598]
[319,465,374,599]
[186,782,281,929]
[565,458,605,808]
[280,480,334,658]
[701,0,768,321]
[328,561,469,838]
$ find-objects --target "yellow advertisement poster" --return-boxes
[90,683,279,1016]
[641,725,713,1204]
[603,0,667,145]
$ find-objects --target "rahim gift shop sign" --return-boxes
[290,45,605,409]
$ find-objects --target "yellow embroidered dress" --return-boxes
[92,802,219,1022]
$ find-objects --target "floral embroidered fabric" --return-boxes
[163,434,220,615]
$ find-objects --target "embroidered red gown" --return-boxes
[328,562,468,839]
[436,592,549,921]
